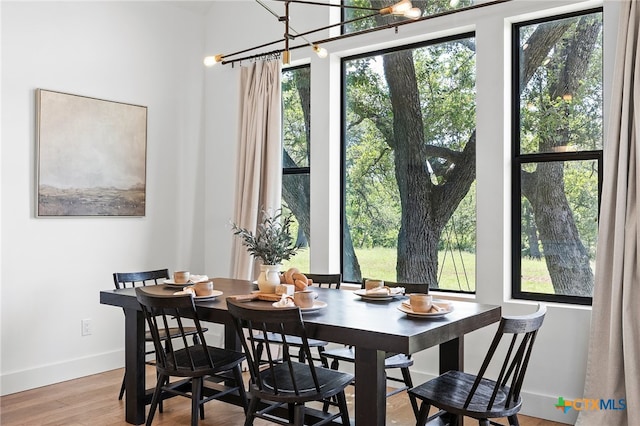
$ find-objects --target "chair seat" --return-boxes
[409,370,522,419]
[159,345,247,378]
[322,347,413,368]
[252,362,354,404]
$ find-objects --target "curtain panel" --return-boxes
[577,1,639,424]
[231,60,283,281]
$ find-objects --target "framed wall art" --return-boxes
[36,89,147,217]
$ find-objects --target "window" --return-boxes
[512,9,603,304]
[282,65,311,272]
[342,34,476,291]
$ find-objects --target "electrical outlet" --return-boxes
[81,318,92,336]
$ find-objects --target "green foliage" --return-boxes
[232,209,302,265]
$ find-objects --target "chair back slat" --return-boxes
[361,278,428,294]
[464,304,546,411]
[305,273,342,289]
[113,269,169,289]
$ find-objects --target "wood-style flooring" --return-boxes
[0,367,568,425]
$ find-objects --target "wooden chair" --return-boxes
[113,269,205,400]
[320,279,426,417]
[305,273,342,289]
[254,273,342,367]
[226,297,353,426]
[408,304,547,426]
[136,287,247,426]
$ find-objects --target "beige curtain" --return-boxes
[231,60,282,281]
[577,1,639,424]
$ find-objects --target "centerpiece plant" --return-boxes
[232,209,301,293]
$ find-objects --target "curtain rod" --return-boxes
[221,0,512,66]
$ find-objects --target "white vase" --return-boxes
[257,264,281,293]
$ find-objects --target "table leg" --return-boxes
[124,307,146,425]
[354,348,386,426]
[440,337,464,426]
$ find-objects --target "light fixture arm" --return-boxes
[206,0,512,67]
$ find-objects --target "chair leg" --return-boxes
[244,396,260,426]
[292,403,305,426]
[199,378,205,420]
[400,367,419,418]
[508,414,520,426]
[118,372,126,400]
[317,346,328,368]
[330,358,340,370]
[336,390,351,426]
[412,397,430,426]
[146,374,166,426]
[191,377,202,426]
[232,364,248,414]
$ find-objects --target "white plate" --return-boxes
[272,300,328,313]
[354,289,399,301]
[193,290,223,300]
[163,279,193,287]
[397,302,453,319]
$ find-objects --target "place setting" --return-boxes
[397,293,454,319]
[271,288,327,314]
[354,279,405,301]
[166,271,223,300]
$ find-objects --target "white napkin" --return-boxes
[366,286,405,295]
[366,286,391,295]
[173,287,195,296]
[274,294,295,307]
[189,275,209,283]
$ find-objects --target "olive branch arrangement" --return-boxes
[231,209,302,265]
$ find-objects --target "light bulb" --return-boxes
[391,0,412,14]
[203,54,223,67]
[313,45,328,58]
[404,7,421,19]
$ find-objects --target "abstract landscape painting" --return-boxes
[36,90,147,216]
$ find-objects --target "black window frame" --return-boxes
[511,8,603,306]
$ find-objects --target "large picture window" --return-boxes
[282,65,311,272]
[342,34,476,291]
[512,10,603,305]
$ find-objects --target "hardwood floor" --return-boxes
[0,367,567,425]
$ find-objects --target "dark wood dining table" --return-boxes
[100,277,501,425]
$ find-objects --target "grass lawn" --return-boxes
[286,247,556,294]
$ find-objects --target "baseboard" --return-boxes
[406,371,576,425]
[1,328,225,397]
[0,350,124,396]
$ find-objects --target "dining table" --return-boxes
[100,277,501,425]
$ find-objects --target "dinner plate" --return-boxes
[272,300,328,313]
[354,289,398,301]
[163,279,193,287]
[397,301,453,319]
[193,290,223,300]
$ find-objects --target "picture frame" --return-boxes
[36,89,147,217]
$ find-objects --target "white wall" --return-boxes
[0,1,207,394]
[203,1,615,424]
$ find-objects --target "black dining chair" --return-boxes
[113,269,205,401]
[226,297,353,426]
[321,279,425,417]
[253,273,342,367]
[408,304,547,426]
[136,287,247,426]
